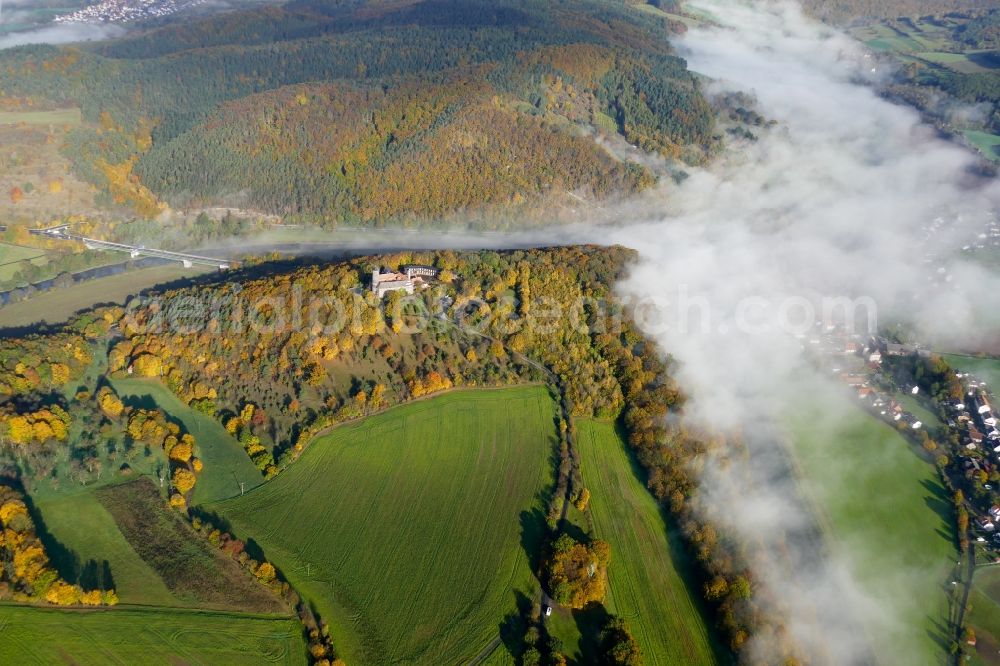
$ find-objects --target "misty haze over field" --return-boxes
[0,0,125,49]
[597,0,1000,662]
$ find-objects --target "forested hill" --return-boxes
[0,0,715,225]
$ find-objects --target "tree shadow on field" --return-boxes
[519,507,547,575]
[119,392,185,429]
[20,487,78,581]
[188,507,234,535]
[19,488,112,590]
[498,590,534,661]
[926,615,953,654]
[572,602,610,664]
[920,478,957,537]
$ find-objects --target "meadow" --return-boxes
[573,419,718,665]
[0,242,46,282]
[787,390,958,665]
[964,131,1000,162]
[208,386,559,665]
[0,264,209,329]
[969,567,1000,666]
[33,488,178,606]
[0,109,82,126]
[943,354,1000,390]
[96,478,287,613]
[111,378,264,505]
[0,603,306,665]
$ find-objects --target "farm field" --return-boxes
[969,567,1000,666]
[917,51,993,74]
[574,419,718,665]
[111,378,264,505]
[33,488,178,606]
[0,109,82,126]
[0,263,210,329]
[787,389,958,665]
[209,386,559,665]
[943,354,1000,390]
[965,131,1000,162]
[896,390,943,428]
[96,479,287,613]
[0,242,46,281]
[0,603,306,665]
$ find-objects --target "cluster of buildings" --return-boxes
[370,265,440,298]
[54,0,204,24]
[957,378,1000,452]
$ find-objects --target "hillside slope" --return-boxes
[0,0,715,224]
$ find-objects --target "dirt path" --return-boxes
[466,635,503,666]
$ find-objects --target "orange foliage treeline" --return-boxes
[0,482,118,606]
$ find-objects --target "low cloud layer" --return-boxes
[595,0,1000,662]
[0,23,124,50]
[0,0,126,50]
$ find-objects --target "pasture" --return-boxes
[787,389,957,665]
[0,242,46,282]
[969,567,1000,666]
[944,354,1000,389]
[965,131,1000,162]
[209,386,559,665]
[0,109,82,126]
[574,419,717,665]
[96,479,287,613]
[111,378,264,505]
[33,488,178,606]
[0,263,210,329]
[0,604,306,665]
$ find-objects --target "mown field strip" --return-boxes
[0,603,306,665]
[577,419,717,665]
[211,386,559,665]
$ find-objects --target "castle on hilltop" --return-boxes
[370,265,439,298]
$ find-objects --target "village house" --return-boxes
[841,373,867,387]
[978,397,993,415]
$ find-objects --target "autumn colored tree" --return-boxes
[132,354,162,377]
[546,534,610,609]
[600,616,643,666]
[97,387,125,418]
[172,468,196,496]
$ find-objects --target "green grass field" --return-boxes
[969,567,1000,666]
[787,390,958,665]
[96,478,287,613]
[33,488,179,606]
[0,603,306,665]
[965,131,1000,162]
[943,354,1000,390]
[0,109,82,126]
[0,264,210,329]
[111,378,264,505]
[209,386,559,665]
[916,51,993,74]
[574,419,718,665]
[897,391,943,429]
[0,242,47,282]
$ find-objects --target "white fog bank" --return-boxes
[593,1,1000,663]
